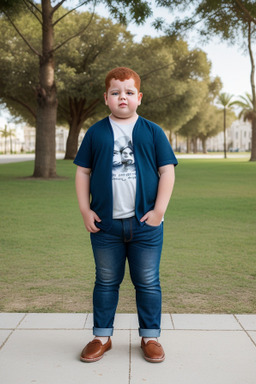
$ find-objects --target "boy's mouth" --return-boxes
[119,103,127,107]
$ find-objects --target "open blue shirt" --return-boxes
[74,116,178,230]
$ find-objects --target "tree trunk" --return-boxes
[186,137,191,153]
[202,137,207,154]
[250,119,256,161]
[33,0,57,178]
[175,132,179,152]
[223,107,227,159]
[64,97,100,159]
[248,21,256,161]
[64,123,82,160]
[192,137,198,153]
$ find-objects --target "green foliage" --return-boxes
[55,10,134,125]
[0,0,24,14]
[0,7,220,139]
[127,36,216,132]
[231,92,256,121]
[155,0,256,42]
[103,0,152,25]
[0,11,40,125]
[178,76,224,140]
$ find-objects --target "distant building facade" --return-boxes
[0,119,252,154]
[22,126,85,153]
[207,119,252,152]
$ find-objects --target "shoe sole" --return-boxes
[143,354,165,363]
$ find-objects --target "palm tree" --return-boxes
[0,125,16,154]
[217,93,234,158]
[231,93,256,160]
[0,125,9,154]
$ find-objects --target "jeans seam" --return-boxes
[123,217,133,242]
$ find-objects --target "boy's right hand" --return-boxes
[82,210,101,233]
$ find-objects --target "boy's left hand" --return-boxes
[140,210,162,227]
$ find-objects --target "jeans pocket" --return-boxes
[144,221,163,229]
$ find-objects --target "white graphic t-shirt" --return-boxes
[110,117,137,219]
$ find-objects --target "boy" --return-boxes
[74,67,178,363]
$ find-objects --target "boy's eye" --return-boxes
[111,92,119,96]
[127,91,134,95]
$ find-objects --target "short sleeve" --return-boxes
[73,129,92,168]
[154,126,178,167]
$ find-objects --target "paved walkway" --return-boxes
[1,313,256,384]
[0,153,65,164]
[0,153,250,164]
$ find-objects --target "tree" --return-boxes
[0,125,16,154]
[231,92,256,150]
[217,92,234,158]
[55,11,134,159]
[0,0,152,177]
[132,36,215,136]
[1,15,219,159]
[178,104,222,153]
[155,0,256,161]
[0,13,39,126]
[177,70,223,153]
[0,125,9,154]
[0,10,133,159]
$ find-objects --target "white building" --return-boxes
[22,125,85,153]
[206,119,252,152]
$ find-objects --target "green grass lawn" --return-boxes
[0,158,256,313]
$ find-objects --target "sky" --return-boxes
[0,1,252,129]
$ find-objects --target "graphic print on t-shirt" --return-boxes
[110,118,137,219]
[112,135,136,181]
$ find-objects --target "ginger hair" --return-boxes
[105,67,141,92]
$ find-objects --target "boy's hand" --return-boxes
[82,209,101,233]
[140,210,162,227]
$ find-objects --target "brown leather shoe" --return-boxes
[80,338,112,362]
[141,338,165,363]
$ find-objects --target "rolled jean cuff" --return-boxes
[139,328,161,338]
[93,327,114,337]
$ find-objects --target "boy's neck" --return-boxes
[109,113,139,125]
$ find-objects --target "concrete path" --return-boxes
[1,313,256,384]
[0,153,65,164]
[0,153,250,164]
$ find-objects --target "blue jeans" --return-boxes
[90,216,163,338]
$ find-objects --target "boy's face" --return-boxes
[104,78,143,122]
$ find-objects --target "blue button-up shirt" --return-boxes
[74,116,178,230]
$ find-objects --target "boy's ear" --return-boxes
[104,92,108,105]
[138,92,143,105]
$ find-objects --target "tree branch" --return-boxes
[24,0,42,14]
[22,0,42,25]
[51,0,66,14]
[52,10,95,52]
[234,0,256,24]
[53,0,94,26]
[81,98,100,120]
[247,21,256,110]
[141,63,173,80]
[3,11,41,57]
[6,95,36,119]
[146,92,174,105]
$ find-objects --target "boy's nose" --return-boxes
[120,93,126,99]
